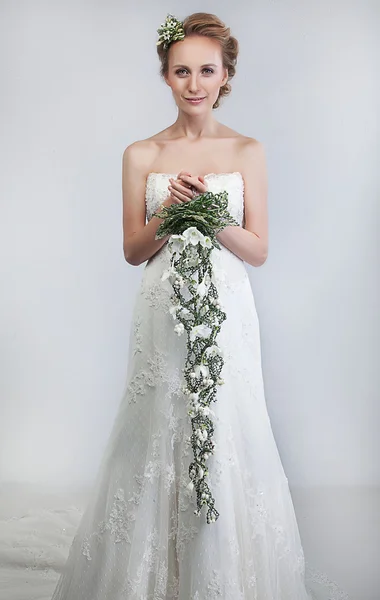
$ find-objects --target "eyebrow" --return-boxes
[172,63,218,69]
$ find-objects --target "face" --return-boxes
[164,35,228,111]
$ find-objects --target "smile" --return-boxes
[184,97,206,104]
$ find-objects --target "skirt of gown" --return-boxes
[50,172,338,600]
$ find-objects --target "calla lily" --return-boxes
[190,324,212,342]
[197,276,210,299]
[169,234,187,255]
[182,226,206,246]
[159,219,232,523]
[194,364,209,378]
[161,266,176,281]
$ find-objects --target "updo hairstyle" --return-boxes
[156,12,239,109]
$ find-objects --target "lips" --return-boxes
[185,97,206,104]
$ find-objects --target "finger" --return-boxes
[169,179,193,200]
[177,170,192,180]
[178,174,207,194]
[170,193,181,204]
[168,184,192,203]
[178,174,197,186]
[174,176,192,190]
[169,189,192,203]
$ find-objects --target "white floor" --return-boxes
[0,482,377,600]
[292,485,379,600]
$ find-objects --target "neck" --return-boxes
[172,110,219,140]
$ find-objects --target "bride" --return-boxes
[51,11,346,600]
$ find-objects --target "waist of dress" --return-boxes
[144,241,248,293]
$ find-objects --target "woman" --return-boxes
[51,12,340,600]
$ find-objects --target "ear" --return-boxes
[163,72,172,87]
[221,68,228,87]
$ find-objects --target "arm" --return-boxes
[122,142,172,266]
[216,139,269,268]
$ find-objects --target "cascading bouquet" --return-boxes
[153,190,239,523]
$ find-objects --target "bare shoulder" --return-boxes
[236,136,267,172]
[122,138,159,176]
[216,125,265,159]
[237,135,265,153]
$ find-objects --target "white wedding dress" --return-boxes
[50,172,340,600]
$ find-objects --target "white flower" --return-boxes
[194,364,209,378]
[190,324,212,342]
[187,399,200,413]
[182,227,206,247]
[205,344,223,358]
[189,392,199,401]
[169,305,178,320]
[187,255,200,267]
[197,277,209,299]
[173,275,185,288]
[169,234,187,255]
[199,405,215,417]
[161,265,177,281]
[203,236,213,248]
[187,481,194,491]
[174,323,184,336]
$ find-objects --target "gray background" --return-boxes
[0,0,378,507]
[1,2,379,598]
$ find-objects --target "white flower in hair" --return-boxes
[156,14,185,50]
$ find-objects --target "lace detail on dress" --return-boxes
[47,172,351,600]
[81,487,139,560]
[126,346,170,404]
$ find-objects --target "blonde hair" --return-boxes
[156,12,239,109]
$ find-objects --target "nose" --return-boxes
[188,73,201,94]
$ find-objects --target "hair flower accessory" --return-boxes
[156,13,185,50]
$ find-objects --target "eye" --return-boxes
[174,67,215,76]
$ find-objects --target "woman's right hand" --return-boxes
[167,170,195,204]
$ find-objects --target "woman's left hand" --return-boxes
[168,171,208,202]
